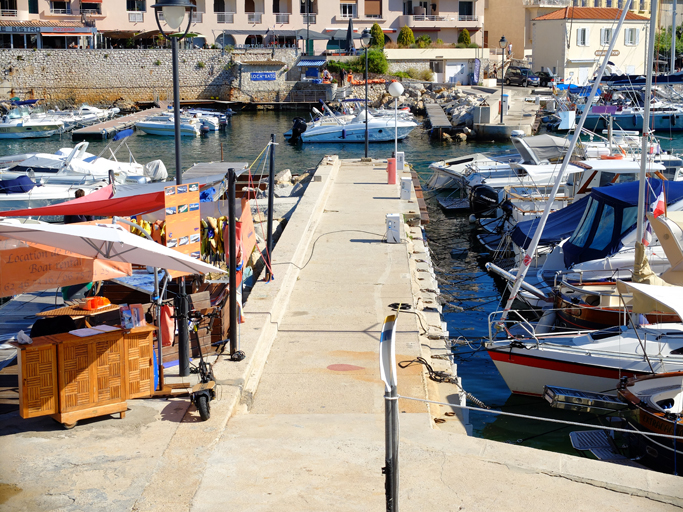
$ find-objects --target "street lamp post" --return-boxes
[152,0,196,378]
[360,28,372,159]
[388,81,404,158]
[499,35,507,124]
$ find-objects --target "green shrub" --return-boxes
[197,61,205,68]
[103,53,108,58]
[418,69,434,81]
[211,44,218,49]
[397,26,415,47]
[364,49,388,74]
[371,23,384,48]
[458,29,471,46]
[406,67,419,79]
[393,71,411,79]
[468,42,479,48]
[455,42,467,48]
[154,59,161,65]
[416,35,431,48]
[435,38,444,45]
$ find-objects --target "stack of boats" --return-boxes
[0,129,167,211]
[0,101,120,139]
[425,94,683,472]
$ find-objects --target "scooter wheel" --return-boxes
[196,395,211,421]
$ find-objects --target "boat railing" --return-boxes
[552,267,633,288]
[487,308,604,344]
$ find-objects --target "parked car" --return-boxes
[504,67,540,87]
[536,70,559,87]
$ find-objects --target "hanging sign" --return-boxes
[594,50,620,57]
[164,182,201,278]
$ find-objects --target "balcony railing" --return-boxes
[364,14,382,18]
[275,12,290,23]
[413,14,447,21]
[247,12,262,23]
[339,12,357,19]
[192,11,202,23]
[522,0,571,6]
[81,8,101,15]
[50,8,72,14]
[302,13,316,24]
[0,9,17,16]
[128,11,143,22]
[217,12,234,23]
[458,15,478,21]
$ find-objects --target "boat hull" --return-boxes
[487,347,645,396]
[301,125,415,143]
[0,126,63,139]
[136,124,199,137]
[582,112,683,132]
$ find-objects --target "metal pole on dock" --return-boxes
[172,35,190,378]
[227,168,242,359]
[266,134,275,281]
[380,315,399,512]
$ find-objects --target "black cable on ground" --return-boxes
[388,302,429,335]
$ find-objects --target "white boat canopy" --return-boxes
[616,280,681,317]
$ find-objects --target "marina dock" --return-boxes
[71,107,163,141]
[0,157,681,510]
[424,102,451,135]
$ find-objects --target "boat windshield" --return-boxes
[598,172,637,187]
[568,197,599,248]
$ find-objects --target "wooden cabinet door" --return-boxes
[18,344,58,418]
[124,330,154,399]
[59,332,124,412]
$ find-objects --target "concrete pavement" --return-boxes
[1,157,682,511]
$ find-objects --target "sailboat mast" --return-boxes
[672,0,677,74]
[636,0,658,244]
[497,3,633,325]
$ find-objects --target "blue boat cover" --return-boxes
[562,180,683,268]
[0,175,38,194]
[511,195,590,250]
[112,128,134,141]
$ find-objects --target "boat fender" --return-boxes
[633,114,638,126]
[673,114,677,126]
[600,154,623,160]
[342,129,346,139]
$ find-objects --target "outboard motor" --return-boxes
[289,117,307,142]
[469,184,500,218]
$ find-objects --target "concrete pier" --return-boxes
[0,157,682,511]
[474,86,544,140]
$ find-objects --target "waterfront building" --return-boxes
[484,0,650,66]
[0,0,486,51]
[532,7,649,83]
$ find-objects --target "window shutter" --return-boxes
[585,28,589,45]
[636,29,640,45]
[600,28,605,45]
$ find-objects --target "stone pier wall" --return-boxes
[0,48,300,105]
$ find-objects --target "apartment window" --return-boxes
[50,1,71,14]
[403,1,412,15]
[365,0,381,17]
[300,0,312,13]
[28,0,38,13]
[430,61,443,73]
[576,27,588,46]
[600,28,612,46]
[81,2,101,14]
[340,3,356,18]
[624,27,639,46]
[127,0,145,11]
[459,1,473,16]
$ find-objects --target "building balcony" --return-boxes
[522,0,570,7]
[302,13,316,24]
[399,13,478,28]
[128,11,144,23]
[49,8,71,14]
[217,12,234,23]
[0,9,17,16]
[247,12,262,24]
[275,12,290,24]
[191,11,202,23]
[80,8,101,15]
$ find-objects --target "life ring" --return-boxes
[600,154,624,160]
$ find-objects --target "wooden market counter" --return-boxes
[13,325,155,428]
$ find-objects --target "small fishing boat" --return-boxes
[135,114,200,137]
[0,175,108,212]
[288,109,418,143]
[618,372,683,474]
[0,107,64,139]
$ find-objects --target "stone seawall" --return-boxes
[0,48,300,105]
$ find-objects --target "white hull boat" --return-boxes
[0,107,64,139]
[136,115,200,137]
[291,110,418,143]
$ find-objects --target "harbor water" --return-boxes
[4,111,683,455]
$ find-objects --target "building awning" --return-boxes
[42,32,93,36]
[133,29,160,40]
[81,0,103,3]
[217,29,268,35]
[100,30,138,39]
[297,59,326,67]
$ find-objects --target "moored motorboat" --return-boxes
[135,115,200,137]
[0,107,64,139]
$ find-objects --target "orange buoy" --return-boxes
[600,154,624,160]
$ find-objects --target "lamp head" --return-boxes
[152,0,196,31]
[388,82,404,98]
[361,28,372,48]
[499,35,507,49]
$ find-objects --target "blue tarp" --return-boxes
[511,195,590,250]
[0,176,38,194]
[555,84,601,97]
[562,180,683,268]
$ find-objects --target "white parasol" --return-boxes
[0,221,225,275]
